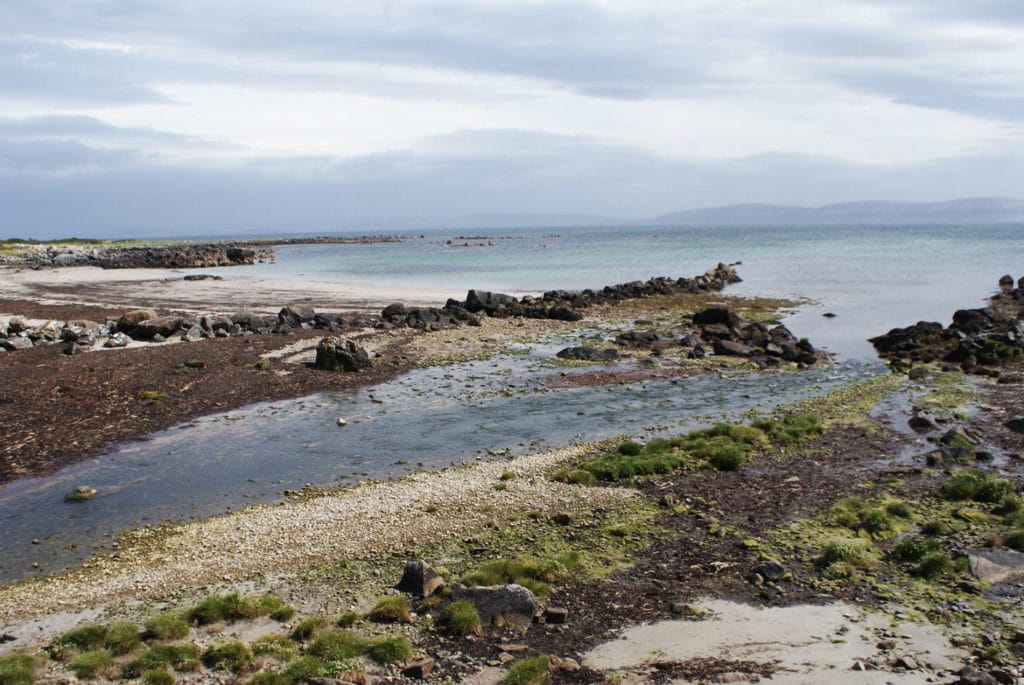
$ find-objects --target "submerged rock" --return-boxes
[556,346,618,361]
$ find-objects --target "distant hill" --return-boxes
[651,197,1024,226]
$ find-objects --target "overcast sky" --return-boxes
[2,0,1022,237]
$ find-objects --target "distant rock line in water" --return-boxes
[0,235,409,270]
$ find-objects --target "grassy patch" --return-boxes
[67,650,113,680]
[282,656,325,682]
[141,669,175,685]
[53,624,107,653]
[502,655,551,685]
[203,641,253,673]
[940,470,1015,503]
[364,636,413,665]
[251,634,297,659]
[144,612,190,641]
[367,596,412,624]
[125,644,201,677]
[187,592,284,625]
[139,390,169,404]
[306,631,366,662]
[290,617,327,641]
[461,555,581,597]
[441,599,481,636]
[0,654,36,685]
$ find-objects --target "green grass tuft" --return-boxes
[203,641,253,673]
[913,552,952,579]
[54,624,107,653]
[940,470,1015,503]
[367,596,412,623]
[290,617,327,641]
[247,672,289,685]
[306,631,367,662]
[282,656,325,682]
[502,655,551,685]
[441,600,481,636]
[104,621,142,655]
[269,606,295,622]
[0,654,36,685]
[125,644,201,677]
[141,669,176,685]
[67,650,113,679]
[251,635,296,659]
[187,592,284,625]
[144,612,190,641]
[364,636,413,665]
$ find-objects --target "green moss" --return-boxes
[817,539,876,569]
[203,641,253,673]
[139,390,169,403]
[367,596,412,623]
[250,360,273,371]
[68,650,113,680]
[499,471,517,481]
[0,654,36,685]
[502,655,551,685]
[144,612,190,641]
[364,636,413,665]
[441,600,481,636]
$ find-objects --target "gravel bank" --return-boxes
[0,444,634,626]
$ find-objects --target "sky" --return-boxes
[1,0,1022,237]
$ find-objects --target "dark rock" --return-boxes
[713,339,753,357]
[751,560,786,581]
[556,346,618,361]
[693,306,740,327]
[999,274,1015,289]
[62,342,82,356]
[1005,418,1024,434]
[908,410,940,432]
[402,659,434,679]
[226,247,256,263]
[543,607,568,624]
[822,312,837,318]
[545,305,582,322]
[183,274,222,281]
[314,337,372,372]
[382,303,407,320]
[450,583,540,627]
[396,560,444,598]
[907,366,928,380]
[952,308,995,334]
[954,667,997,685]
[279,303,316,326]
[615,330,662,347]
[465,289,520,315]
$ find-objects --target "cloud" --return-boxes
[1,129,1021,237]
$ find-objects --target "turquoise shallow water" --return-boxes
[2,222,1022,582]
[214,223,1024,358]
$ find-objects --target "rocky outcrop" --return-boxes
[314,338,372,372]
[869,275,1024,375]
[450,583,540,627]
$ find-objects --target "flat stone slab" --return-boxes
[968,549,1024,583]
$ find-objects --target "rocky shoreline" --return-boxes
[1,270,1023,685]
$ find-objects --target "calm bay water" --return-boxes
[1,222,1022,582]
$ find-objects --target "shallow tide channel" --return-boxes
[0,332,884,583]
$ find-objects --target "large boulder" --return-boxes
[132,317,183,340]
[0,336,33,351]
[450,583,540,627]
[693,306,740,328]
[315,337,372,372]
[464,290,520,315]
[713,339,753,357]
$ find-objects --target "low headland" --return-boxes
[1,252,1023,685]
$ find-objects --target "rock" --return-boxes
[65,486,97,502]
[314,337,372,372]
[751,560,786,581]
[693,306,740,327]
[465,289,521,315]
[62,342,82,356]
[968,548,1024,583]
[615,330,662,347]
[908,410,940,432]
[180,325,203,342]
[1005,418,1024,434]
[120,309,158,330]
[381,303,408,320]
[999,274,1015,289]
[7,317,27,333]
[402,659,434,679]
[713,339,753,357]
[894,656,918,670]
[450,583,540,627]
[226,247,256,263]
[543,607,568,624]
[396,560,445,598]
[0,336,33,351]
[104,332,130,348]
[711,674,760,683]
[907,366,928,380]
[133,317,183,339]
[183,273,222,281]
[989,669,1014,685]
[548,657,580,672]
[336,417,347,426]
[822,312,837,318]
[954,667,998,685]
[555,346,618,361]
[279,303,316,326]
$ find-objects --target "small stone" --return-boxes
[497,644,528,653]
[851,661,865,671]
[65,486,97,502]
[543,607,568,624]
[877,639,897,651]
[402,658,434,679]
[336,417,347,426]
[895,656,919,670]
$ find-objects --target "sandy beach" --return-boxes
[0,265,461,314]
